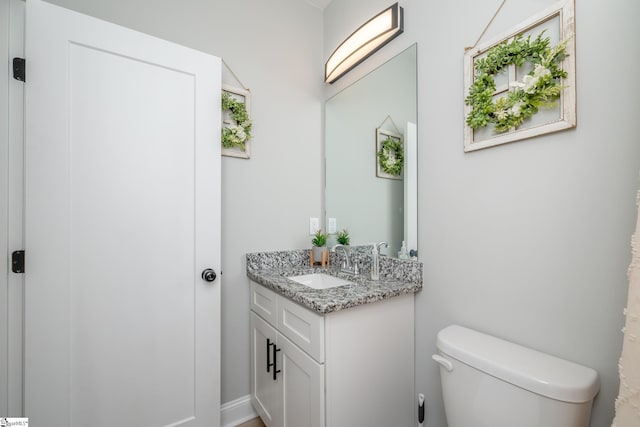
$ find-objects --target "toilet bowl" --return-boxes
[433,325,600,427]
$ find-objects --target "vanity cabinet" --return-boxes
[249,280,414,427]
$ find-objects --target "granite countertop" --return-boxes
[246,249,423,314]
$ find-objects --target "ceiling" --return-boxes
[305,0,333,10]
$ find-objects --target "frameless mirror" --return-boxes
[325,44,417,258]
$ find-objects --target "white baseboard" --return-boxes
[221,395,258,427]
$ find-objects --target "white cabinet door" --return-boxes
[251,313,280,427]
[24,1,221,426]
[251,310,325,427]
[278,334,324,427]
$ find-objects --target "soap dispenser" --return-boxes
[370,241,388,281]
[398,241,409,260]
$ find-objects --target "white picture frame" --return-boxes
[376,128,403,180]
[463,0,576,152]
[221,84,251,159]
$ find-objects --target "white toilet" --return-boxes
[433,325,600,427]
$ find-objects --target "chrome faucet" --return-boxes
[332,244,358,275]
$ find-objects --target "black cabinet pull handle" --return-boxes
[266,338,274,373]
[272,344,281,381]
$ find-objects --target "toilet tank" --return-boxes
[433,325,600,427]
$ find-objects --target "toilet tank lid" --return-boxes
[436,325,600,403]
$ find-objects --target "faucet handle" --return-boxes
[375,241,389,252]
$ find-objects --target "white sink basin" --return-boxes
[288,273,353,289]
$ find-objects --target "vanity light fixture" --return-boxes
[324,2,404,84]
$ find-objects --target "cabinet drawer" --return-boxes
[250,281,277,326]
[277,296,324,363]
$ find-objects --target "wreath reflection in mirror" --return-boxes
[376,128,403,180]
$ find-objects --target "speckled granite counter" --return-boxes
[246,249,422,314]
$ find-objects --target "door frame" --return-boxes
[1,0,25,417]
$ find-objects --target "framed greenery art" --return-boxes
[376,128,403,180]
[221,84,252,158]
[463,0,575,152]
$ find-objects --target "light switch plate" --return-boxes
[309,217,320,235]
[328,218,337,234]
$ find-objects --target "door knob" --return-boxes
[201,268,217,282]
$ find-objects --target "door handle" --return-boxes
[201,269,217,282]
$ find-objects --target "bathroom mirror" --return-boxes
[325,44,417,258]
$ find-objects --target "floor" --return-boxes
[236,417,265,427]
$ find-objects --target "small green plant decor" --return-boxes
[312,229,328,248]
[336,229,350,245]
[311,229,329,262]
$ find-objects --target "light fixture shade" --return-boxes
[325,3,404,84]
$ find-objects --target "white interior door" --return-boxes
[24,1,221,426]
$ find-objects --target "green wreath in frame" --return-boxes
[221,91,252,149]
[378,137,404,176]
[465,31,569,133]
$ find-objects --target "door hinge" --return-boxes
[12,250,25,273]
[13,58,25,82]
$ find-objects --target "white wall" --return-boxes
[44,0,324,404]
[324,1,640,426]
